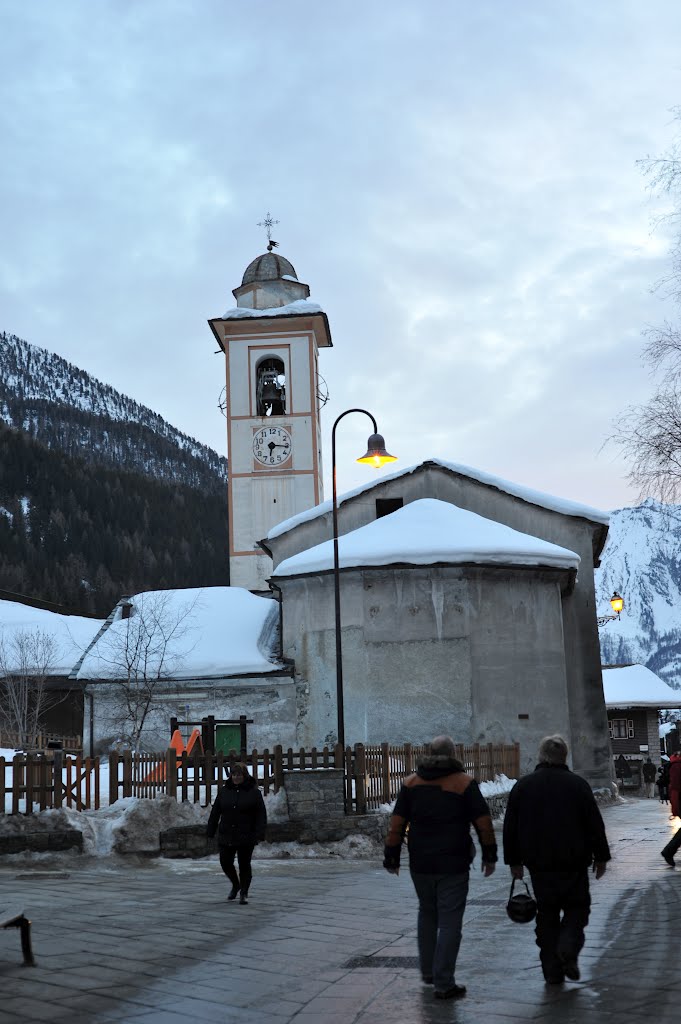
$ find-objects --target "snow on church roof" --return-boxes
[602,664,681,708]
[266,458,609,542]
[77,587,281,681]
[0,599,104,676]
[272,498,580,577]
[222,299,324,319]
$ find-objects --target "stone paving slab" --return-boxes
[0,798,680,1022]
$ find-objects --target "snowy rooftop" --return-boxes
[77,587,281,681]
[272,498,580,577]
[266,458,609,542]
[602,664,681,708]
[0,599,104,676]
[222,299,323,320]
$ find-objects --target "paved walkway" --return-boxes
[0,798,679,1023]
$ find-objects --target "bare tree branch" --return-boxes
[92,591,200,752]
[0,629,57,746]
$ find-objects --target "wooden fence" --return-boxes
[1,752,100,813]
[1,742,519,815]
[0,731,82,754]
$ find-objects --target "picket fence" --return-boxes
[1,741,520,815]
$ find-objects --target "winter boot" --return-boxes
[239,889,249,905]
[228,885,240,901]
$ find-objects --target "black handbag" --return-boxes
[506,877,537,923]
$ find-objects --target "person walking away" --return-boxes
[668,753,681,819]
[502,735,610,985]
[207,762,266,904]
[383,735,497,1000]
[657,761,670,804]
[642,758,657,799]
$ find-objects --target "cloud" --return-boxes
[2,0,681,514]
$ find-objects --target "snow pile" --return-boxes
[263,787,289,823]
[479,774,516,798]
[77,587,280,680]
[273,499,579,577]
[255,834,379,860]
[602,665,681,708]
[222,299,323,319]
[0,600,103,675]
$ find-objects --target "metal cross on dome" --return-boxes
[257,212,280,251]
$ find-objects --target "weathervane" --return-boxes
[257,212,280,251]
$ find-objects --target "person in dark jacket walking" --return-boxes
[503,735,610,985]
[642,758,657,798]
[657,761,670,803]
[207,762,267,904]
[383,736,498,1001]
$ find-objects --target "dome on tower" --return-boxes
[241,252,298,286]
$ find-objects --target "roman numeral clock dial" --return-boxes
[252,425,293,466]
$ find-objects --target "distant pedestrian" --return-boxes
[669,754,681,819]
[657,762,670,803]
[503,735,611,985]
[642,758,657,799]
[383,735,498,1000]
[207,762,266,904]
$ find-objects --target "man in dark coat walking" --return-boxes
[383,736,498,1000]
[502,735,610,985]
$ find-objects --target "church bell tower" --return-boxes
[208,233,332,591]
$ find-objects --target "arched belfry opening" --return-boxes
[256,357,286,417]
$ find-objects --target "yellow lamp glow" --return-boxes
[609,591,624,616]
[356,433,397,469]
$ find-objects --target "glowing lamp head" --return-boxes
[356,433,397,469]
[609,591,624,616]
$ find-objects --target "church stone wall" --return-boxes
[279,565,571,776]
[267,462,611,787]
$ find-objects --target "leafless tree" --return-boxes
[92,591,199,752]
[0,629,57,747]
[611,109,681,501]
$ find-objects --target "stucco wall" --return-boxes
[279,566,572,776]
[85,674,296,754]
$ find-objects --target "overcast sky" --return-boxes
[2,1,681,512]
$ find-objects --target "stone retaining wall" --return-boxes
[160,813,388,858]
[0,830,83,855]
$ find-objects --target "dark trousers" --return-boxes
[529,869,590,975]
[662,826,681,859]
[410,872,469,991]
[219,844,255,892]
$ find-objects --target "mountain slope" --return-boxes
[0,331,227,492]
[0,330,229,615]
[0,421,228,615]
[596,499,681,689]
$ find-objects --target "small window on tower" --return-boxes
[256,358,286,417]
[376,498,403,519]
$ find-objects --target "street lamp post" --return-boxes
[597,591,625,627]
[331,409,396,749]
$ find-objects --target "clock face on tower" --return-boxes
[252,425,293,467]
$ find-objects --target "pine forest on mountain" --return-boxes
[0,332,229,616]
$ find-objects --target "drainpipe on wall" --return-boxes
[269,582,284,662]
